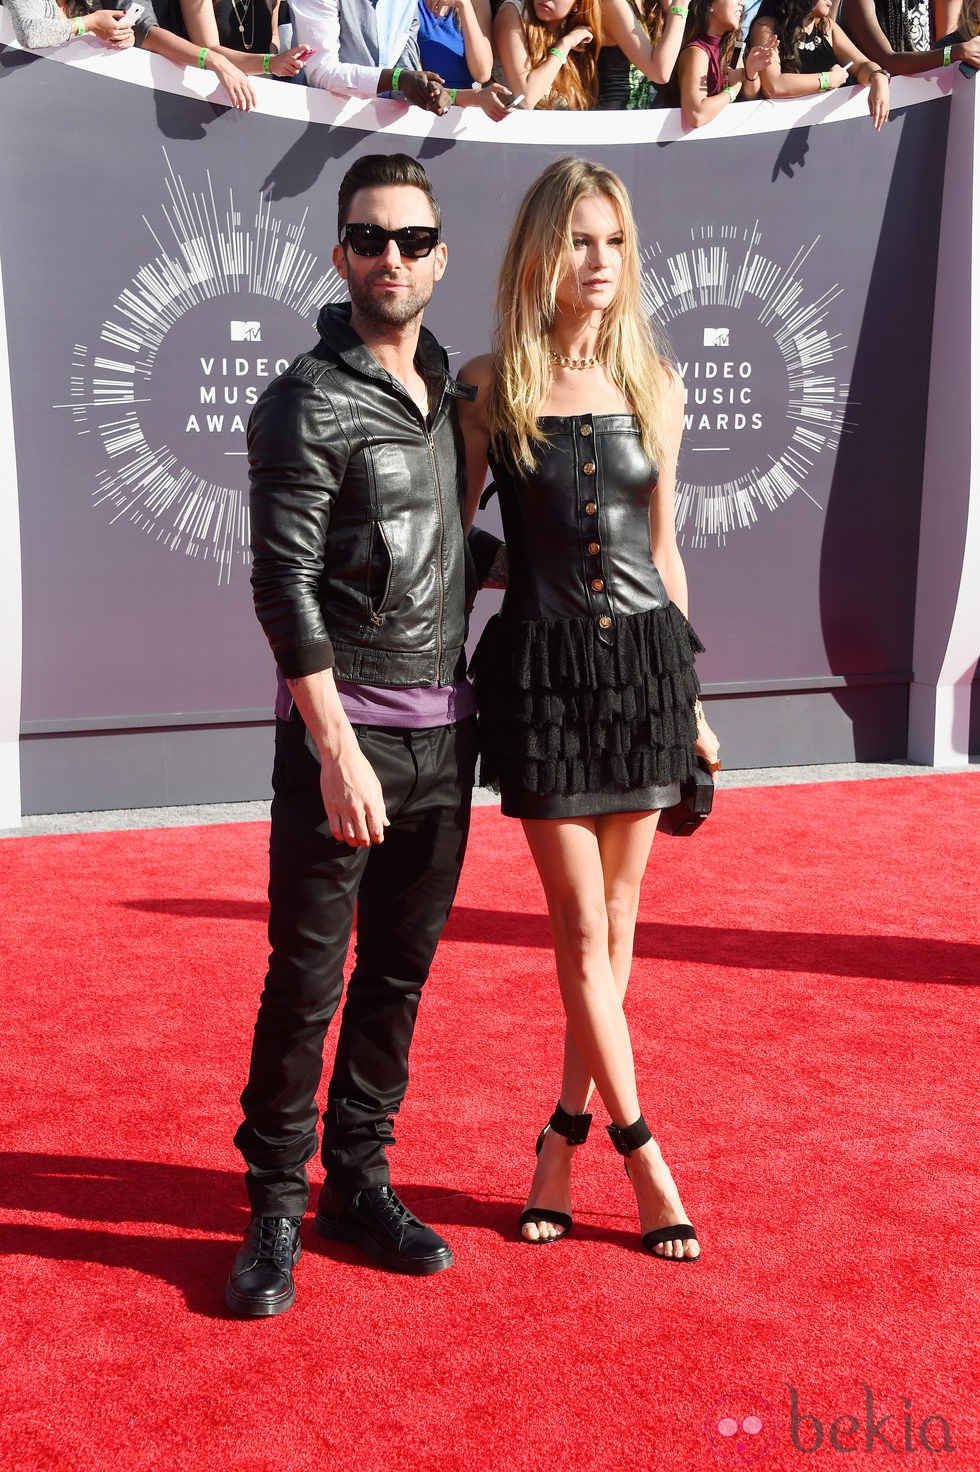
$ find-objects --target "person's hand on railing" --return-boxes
[952,35,980,67]
[207,50,259,109]
[85,10,136,47]
[268,45,315,77]
[403,69,453,112]
[867,68,889,129]
[471,81,511,119]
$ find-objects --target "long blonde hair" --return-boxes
[521,0,604,108]
[488,157,672,473]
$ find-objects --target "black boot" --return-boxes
[225,1215,303,1316]
[315,1185,453,1276]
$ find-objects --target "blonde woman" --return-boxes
[459,158,719,1261]
[493,0,604,108]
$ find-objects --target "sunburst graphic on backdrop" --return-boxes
[642,223,851,548]
[57,150,343,582]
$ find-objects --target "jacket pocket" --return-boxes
[366,518,394,626]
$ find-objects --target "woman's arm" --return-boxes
[456,0,494,78]
[449,81,512,116]
[648,368,687,614]
[600,0,685,85]
[493,1,593,105]
[141,26,259,105]
[677,43,751,126]
[933,0,959,37]
[650,369,721,765]
[178,0,221,44]
[751,18,850,95]
[829,21,889,126]
[5,0,134,49]
[837,0,980,72]
[456,355,495,530]
[738,39,773,95]
[424,0,494,79]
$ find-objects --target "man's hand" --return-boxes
[320,740,391,847]
[399,68,451,113]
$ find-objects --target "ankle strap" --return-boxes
[606,1116,652,1156]
[549,1102,593,1146]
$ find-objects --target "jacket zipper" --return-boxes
[427,427,445,682]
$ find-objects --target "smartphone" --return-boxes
[959,60,978,77]
[506,92,525,108]
[842,59,853,70]
[730,42,744,68]
[294,44,316,61]
[118,0,145,16]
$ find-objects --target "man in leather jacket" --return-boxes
[226,153,479,1317]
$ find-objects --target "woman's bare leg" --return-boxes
[520,813,698,1258]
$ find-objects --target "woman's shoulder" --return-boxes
[458,352,496,394]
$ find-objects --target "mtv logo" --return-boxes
[703,327,730,348]
[231,321,261,342]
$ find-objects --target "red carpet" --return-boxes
[1,774,978,1472]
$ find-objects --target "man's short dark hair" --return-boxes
[337,153,442,239]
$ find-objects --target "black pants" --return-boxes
[234,712,477,1216]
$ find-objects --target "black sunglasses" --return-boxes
[340,223,441,259]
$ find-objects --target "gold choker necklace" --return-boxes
[549,349,602,371]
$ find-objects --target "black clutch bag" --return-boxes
[658,758,716,837]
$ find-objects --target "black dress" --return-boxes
[470,414,704,819]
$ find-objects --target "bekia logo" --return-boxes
[705,1386,956,1460]
[231,321,261,342]
[704,1390,778,1461]
[788,1386,955,1455]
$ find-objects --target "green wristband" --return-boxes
[668,5,688,14]
[197,45,209,68]
[448,87,458,104]
[819,69,829,89]
[391,66,403,90]
[943,43,953,63]
[549,45,567,62]
[262,52,272,72]
[74,15,86,33]
[723,83,735,99]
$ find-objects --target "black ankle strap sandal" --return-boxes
[544,1101,593,1149]
[519,1101,593,1244]
[605,1115,652,1156]
[606,1114,700,1264]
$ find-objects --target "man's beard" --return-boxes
[347,269,434,327]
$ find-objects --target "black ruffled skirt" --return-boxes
[470,603,705,819]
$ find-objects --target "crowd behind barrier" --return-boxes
[2,0,979,125]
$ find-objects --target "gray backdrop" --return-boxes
[0,45,950,810]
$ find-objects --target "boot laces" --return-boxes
[254,1215,300,1266]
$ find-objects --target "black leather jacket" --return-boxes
[248,303,476,688]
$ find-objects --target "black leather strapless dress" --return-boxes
[470,414,704,819]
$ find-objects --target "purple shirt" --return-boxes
[274,666,476,727]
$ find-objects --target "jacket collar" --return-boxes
[316,300,453,389]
